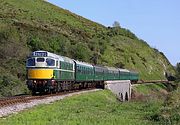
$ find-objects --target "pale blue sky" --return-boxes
[47,0,180,65]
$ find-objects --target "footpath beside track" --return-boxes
[0,88,96,108]
[0,89,99,118]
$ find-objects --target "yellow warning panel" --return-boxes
[28,69,53,79]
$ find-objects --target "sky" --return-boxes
[47,0,180,66]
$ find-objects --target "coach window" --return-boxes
[67,63,69,69]
[77,66,79,72]
[78,66,81,72]
[82,67,84,74]
[67,63,68,69]
[78,66,80,72]
[64,63,67,69]
[70,64,73,70]
[81,66,83,73]
[81,66,82,73]
[61,62,63,68]
[68,63,70,70]
[66,63,68,70]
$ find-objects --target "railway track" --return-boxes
[0,95,45,108]
[0,88,94,108]
[135,80,172,84]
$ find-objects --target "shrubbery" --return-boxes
[175,63,180,82]
[0,75,28,97]
[150,86,180,124]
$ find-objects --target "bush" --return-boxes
[27,37,47,51]
[150,86,180,124]
[70,42,92,62]
[0,75,28,97]
[175,63,180,82]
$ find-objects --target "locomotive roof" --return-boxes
[74,60,93,68]
[30,51,74,63]
[105,66,119,71]
[60,56,74,63]
[118,68,130,72]
[129,71,138,74]
[94,65,108,69]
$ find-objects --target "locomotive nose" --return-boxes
[27,69,54,79]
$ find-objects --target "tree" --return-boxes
[176,62,180,74]
[113,21,121,28]
[175,62,180,82]
[71,42,92,62]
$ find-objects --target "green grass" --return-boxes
[134,83,167,95]
[0,90,161,125]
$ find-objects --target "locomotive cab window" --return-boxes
[27,58,35,66]
[37,58,45,62]
[46,58,55,66]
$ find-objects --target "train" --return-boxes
[26,50,139,94]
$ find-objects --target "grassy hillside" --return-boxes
[0,0,175,96]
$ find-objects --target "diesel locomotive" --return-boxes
[26,51,139,94]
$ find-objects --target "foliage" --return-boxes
[107,27,138,40]
[150,84,180,124]
[70,42,92,62]
[112,21,121,28]
[27,37,46,51]
[176,63,180,73]
[0,75,28,97]
[133,83,180,124]
[175,63,180,82]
